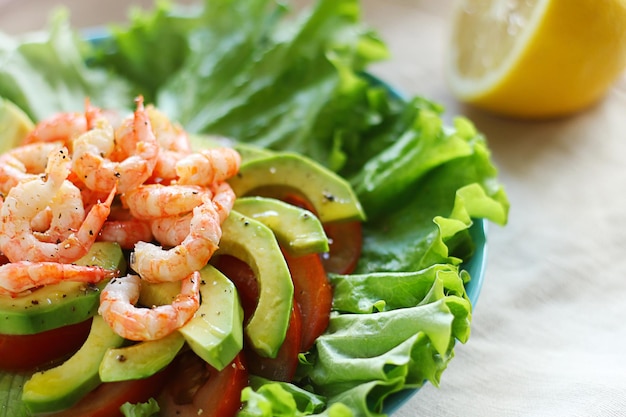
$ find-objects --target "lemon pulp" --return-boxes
[447,0,626,119]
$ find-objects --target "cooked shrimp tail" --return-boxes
[0,261,117,297]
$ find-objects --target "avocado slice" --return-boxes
[0,98,34,152]
[0,242,126,335]
[217,211,294,358]
[21,315,125,414]
[178,265,244,370]
[134,265,244,371]
[233,196,329,256]
[228,153,366,223]
[99,332,185,382]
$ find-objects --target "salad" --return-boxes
[0,0,510,416]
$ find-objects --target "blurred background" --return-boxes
[2,1,626,416]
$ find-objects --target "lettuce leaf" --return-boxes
[0,0,509,416]
[0,10,132,121]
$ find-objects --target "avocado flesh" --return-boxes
[178,265,244,370]
[99,332,185,382]
[0,98,34,152]
[233,196,329,256]
[228,153,366,223]
[21,315,125,414]
[133,265,244,372]
[217,211,294,358]
[0,242,126,335]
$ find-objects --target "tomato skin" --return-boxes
[0,318,92,372]
[213,255,303,381]
[320,220,362,275]
[245,302,302,382]
[279,192,363,275]
[282,250,332,351]
[212,255,258,321]
[158,351,248,417]
[48,365,172,417]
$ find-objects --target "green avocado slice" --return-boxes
[0,98,34,152]
[0,242,126,335]
[217,211,294,359]
[228,153,366,223]
[128,265,244,373]
[233,196,329,256]
[21,315,125,414]
[99,332,185,382]
[178,265,244,370]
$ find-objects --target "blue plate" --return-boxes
[383,218,486,414]
[366,73,488,415]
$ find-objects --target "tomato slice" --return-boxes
[212,255,258,321]
[213,255,302,381]
[282,250,332,351]
[278,192,363,275]
[320,220,362,275]
[0,318,92,372]
[245,302,302,382]
[158,351,248,417]
[49,365,172,417]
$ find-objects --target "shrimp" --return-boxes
[22,112,87,147]
[0,147,115,263]
[147,105,192,181]
[98,272,200,341]
[0,261,117,297]
[150,213,192,247]
[72,96,159,194]
[98,218,154,250]
[122,184,211,220]
[0,142,64,194]
[32,179,87,243]
[130,183,236,283]
[175,147,241,186]
[21,98,104,150]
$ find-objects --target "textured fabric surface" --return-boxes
[1,0,625,416]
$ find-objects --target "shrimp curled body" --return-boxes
[72,96,158,194]
[130,183,236,283]
[0,147,115,263]
[98,272,200,341]
[0,261,117,297]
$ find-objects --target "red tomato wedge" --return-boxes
[213,255,303,381]
[319,220,363,275]
[158,351,248,417]
[0,318,92,372]
[279,192,363,275]
[49,365,172,417]
[245,302,302,382]
[212,255,258,321]
[282,250,332,351]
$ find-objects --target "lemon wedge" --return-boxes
[446,0,626,119]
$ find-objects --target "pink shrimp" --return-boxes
[71,96,159,194]
[175,147,241,186]
[122,184,211,220]
[0,142,64,194]
[21,112,87,147]
[22,98,104,150]
[0,261,118,297]
[98,272,200,341]
[0,147,115,263]
[150,213,192,247]
[98,218,154,250]
[130,183,236,283]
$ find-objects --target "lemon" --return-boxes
[446,0,626,119]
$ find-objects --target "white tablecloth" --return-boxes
[2,1,626,416]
